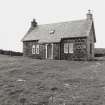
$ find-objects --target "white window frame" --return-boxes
[36,44,39,54]
[32,44,40,54]
[64,43,74,54]
[64,43,69,53]
[32,45,36,54]
[68,43,73,53]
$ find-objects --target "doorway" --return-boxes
[46,43,53,59]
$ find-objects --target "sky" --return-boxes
[0,0,104,52]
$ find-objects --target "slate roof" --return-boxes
[22,19,95,43]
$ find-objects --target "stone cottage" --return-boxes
[21,10,96,60]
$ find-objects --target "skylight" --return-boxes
[49,30,55,34]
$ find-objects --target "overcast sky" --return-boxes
[0,0,104,52]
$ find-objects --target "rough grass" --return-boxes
[0,55,105,105]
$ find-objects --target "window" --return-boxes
[49,30,55,34]
[36,44,39,54]
[64,43,73,54]
[32,45,35,54]
[32,44,40,54]
[64,43,69,53]
[69,43,73,53]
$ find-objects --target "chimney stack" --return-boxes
[31,19,37,28]
[86,10,93,20]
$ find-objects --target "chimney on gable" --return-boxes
[86,10,93,20]
[31,19,37,28]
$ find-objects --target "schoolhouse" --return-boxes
[22,10,96,60]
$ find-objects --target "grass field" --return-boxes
[0,55,105,105]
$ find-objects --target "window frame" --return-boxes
[64,43,74,54]
[64,43,69,54]
[32,45,36,54]
[32,44,40,55]
[68,43,73,53]
[36,44,40,54]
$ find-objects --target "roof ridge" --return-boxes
[38,19,87,26]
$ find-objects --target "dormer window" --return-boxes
[49,30,55,34]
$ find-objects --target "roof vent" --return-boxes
[49,30,55,34]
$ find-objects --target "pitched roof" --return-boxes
[22,19,94,43]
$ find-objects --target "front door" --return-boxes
[47,44,52,59]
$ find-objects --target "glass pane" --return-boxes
[32,45,35,54]
[64,43,68,54]
[36,45,39,54]
[69,43,73,53]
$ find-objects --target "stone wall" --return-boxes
[23,41,60,60]
[60,37,88,60]
[23,36,94,60]
[87,26,95,59]
[23,41,41,58]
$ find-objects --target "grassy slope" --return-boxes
[0,55,105,104]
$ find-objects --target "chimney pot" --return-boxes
[31,19,37,27]
[86,9,93,20]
